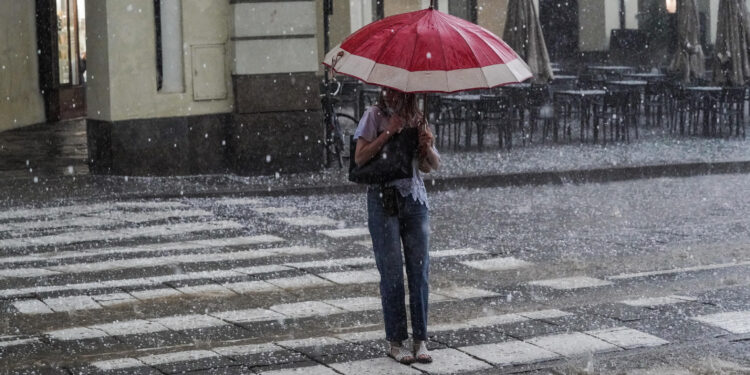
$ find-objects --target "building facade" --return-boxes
[0,0,745,176]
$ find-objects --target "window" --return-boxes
[56,0,86,85]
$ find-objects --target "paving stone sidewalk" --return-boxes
[3,126,750,206]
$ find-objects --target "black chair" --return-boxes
[477,94,512,149]
[718,87,747,138]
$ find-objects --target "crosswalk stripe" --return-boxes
[5,248,486,303]
[620,295,697,307]
[88,305,569,371]
[607,261,750,280]
[278,216,340,227]
[0,201,187,221]
[460,256,533,271]
[3,246,319,277]
[528,276,613,290]
[0,235,285,265]
[43,287,496,344]
[585,327,670,349]
[0,220,244,249]
[318,227,370,238]
[691,311,750,334]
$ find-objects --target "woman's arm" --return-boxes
[354,115,404,167]
[418,126,440,173]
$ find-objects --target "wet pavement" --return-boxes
[1,174,749,374]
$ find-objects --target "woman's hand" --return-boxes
[385,115,404,135]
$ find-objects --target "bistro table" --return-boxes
[685,86,723,137]
[588,65,636,78]
[554,89,607,143]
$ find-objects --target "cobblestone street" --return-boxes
[1,174,749,374]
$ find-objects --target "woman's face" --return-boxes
[383,88,405,111]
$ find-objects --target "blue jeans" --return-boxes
[367,187,430,342]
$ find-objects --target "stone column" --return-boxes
[229,0,323,175]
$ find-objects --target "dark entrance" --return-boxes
[36,0,87,122]
[539,0,579,61]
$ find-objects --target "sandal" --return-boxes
[413,340,432,363]
[388,341,416,365]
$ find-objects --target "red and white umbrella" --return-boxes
[323,6,533,93]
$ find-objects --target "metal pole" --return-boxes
[619,0,626,29]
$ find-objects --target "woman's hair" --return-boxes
[377,88,423,126]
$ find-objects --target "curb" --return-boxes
[117,160,750,200]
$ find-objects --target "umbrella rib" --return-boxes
[442,21,489,88]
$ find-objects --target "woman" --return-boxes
[353,88,440,364]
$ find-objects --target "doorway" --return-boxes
[36,0,87,122]
[539,0,579,61]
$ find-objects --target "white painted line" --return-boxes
[233,264,291,275]
[284,257,374,269]
[517,309,573,320]
[586,327,669,349]
[319,270,380,285]
[0,221,243,249]
[92,293,137,307]
[463,340,560,366]
[44,296,102,312]
[607,261,750,280]
[431,248,487,258]
[213,197,263,206]
[0,203,111,221]
[335,330,383,342]
[276,336,344,348]
[621,295,697,307]
[139,350,217,365]
[113,201,187,209]
[525,332,620,356]
[211,309,286,324]
[212,342,278,357]
[331,357,423,375]
[43,246,321,274]
[692,311,750,334]
[433,286,500,300]
[265,275,333,290]
[93,209,213,223]
[322,297,382,312]
[269,301,344,318]
[130,288,183,301]
[318,227,370,239]
[412,348,493,374]
[0,268,60,278]
[46,327,108,341]
[0,337,40,348]
[92,358,145,371]
[222,281,282,295]
[150,314,227,331]
[278,216,340,227]
[0,235,279,265]
[461,256,533,271]
[12,299,54,314]
[259,366,339,375]
[528,276,613,290]
[4,216,118,232]
[353,240,372,248]
[90,320,167,336]
[253,207,297,215]
[176,284,237,297]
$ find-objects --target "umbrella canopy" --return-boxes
[669,0,705,83]
[322,8,532,93]
[713,0,750,86]
[503,0,554,83]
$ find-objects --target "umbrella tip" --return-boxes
[429,0,435,9]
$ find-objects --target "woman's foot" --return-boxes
[413,340,432,363]
[388,341,416,365]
